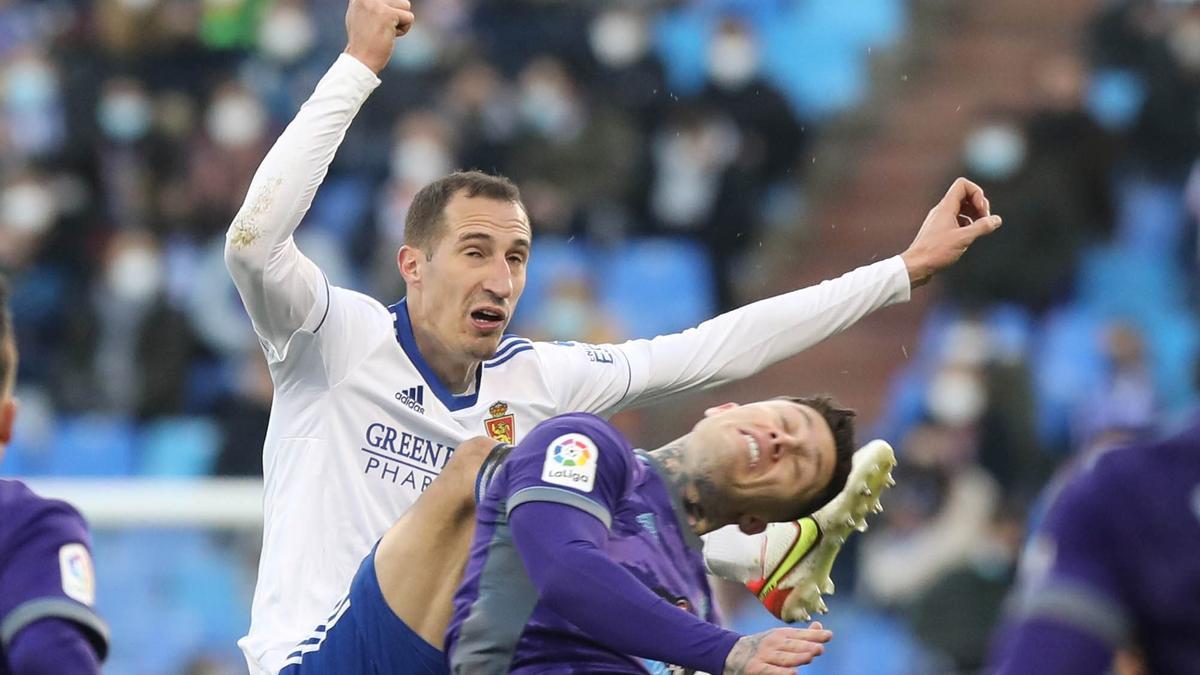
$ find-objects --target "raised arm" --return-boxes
[223,0,412,356]
[617,178,1002,410]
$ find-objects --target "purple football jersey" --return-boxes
[447,413,719,674]
[0,479,108,673]
[992,420,1200,674]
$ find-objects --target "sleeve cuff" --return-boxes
[506,486,613,529]
[332,53,383,91]
[883,255,912,304]
[704,630,744,675]
[1,598,109,661]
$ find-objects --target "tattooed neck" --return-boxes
[649,439,715,535]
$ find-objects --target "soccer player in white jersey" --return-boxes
[224,1,1003,672]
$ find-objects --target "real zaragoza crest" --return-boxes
[484,401,516,444]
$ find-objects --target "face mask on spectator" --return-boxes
[541,295,591,339]
[106,245,164,304]
[519,81,576,137]
[3,58,58,113]
[926,368,987,427]
[708,34,758,89]
[391,137,453,186]
[389,26,439,71]
[589,10,649,69]
[1,180,56,235]
[259,3,316,64]
[963,123,1027,181]
[98,89,152,143]
[207,91,267,149]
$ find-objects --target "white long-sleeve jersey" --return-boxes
[225,54,911,675]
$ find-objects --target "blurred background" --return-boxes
[1,0,1198,672]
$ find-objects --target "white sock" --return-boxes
[701,525,764,583]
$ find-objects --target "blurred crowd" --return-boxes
[806,1,1200,672]
[5,0,1199,673]
[0,0,900,481]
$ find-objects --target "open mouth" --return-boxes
[742,432,761,469]
[470,307,507,331]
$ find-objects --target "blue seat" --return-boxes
[514,236,594,330]
[598,238,716,339]
[94,530,250,673]
[1031,305,1106,448]
[1077,246,1186,319]
[47,415,136,476]
[139,417,222,477]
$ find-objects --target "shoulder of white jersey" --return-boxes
[484,334,535,368]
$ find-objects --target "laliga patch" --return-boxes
[59,543,96,606]
[542,433,599,492]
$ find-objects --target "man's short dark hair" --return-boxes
[0,276,14,395]
[404,171,524,254]
[781,395,856,518]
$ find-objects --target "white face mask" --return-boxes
[259,4,316,64]
[519,81,575,136]
[206,92,266,149]
[1,180,56,235]
[389,25,439,71]
[4,58,58,113]
[97,90,152,143]
[589,10,649,69]
[926,369,987,427]
[117,0,159,11]
[391,137,453,186]
[107,245,164,303]
[963,123,1027,181]
[708,35,758,89]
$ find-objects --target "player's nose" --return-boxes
[481,258,515,299]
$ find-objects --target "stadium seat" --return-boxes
[46,415,137,477]
[514,235,593,327]
[598,238,716,339]
[138,417,222,477]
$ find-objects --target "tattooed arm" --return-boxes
[723,624,833,675]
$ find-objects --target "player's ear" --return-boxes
[0,399,18,446]
[398,245,423,285]
[737,514,766,535]
[704,402,739,418]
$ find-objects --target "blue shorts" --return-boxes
[279,544,447,675]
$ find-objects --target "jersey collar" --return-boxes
[389,299,482,412]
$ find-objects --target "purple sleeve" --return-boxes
[986,468,1126,673]
[0,499,108,662]
[510,501,741,674]
[6,618,101,675]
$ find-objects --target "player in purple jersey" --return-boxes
[0,280,108,674]
[986,419,1200,674]
[281,394,895,674]
[448,397,895,674]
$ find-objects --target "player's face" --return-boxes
[687,400,836,534]
[420,194,532,361]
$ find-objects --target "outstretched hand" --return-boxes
[344,0,415,74]
[723,622,833,675]
[901,177,1003,288]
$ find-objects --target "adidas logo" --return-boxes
[396,385,425,414]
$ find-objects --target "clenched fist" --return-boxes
[344,0,415,74]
